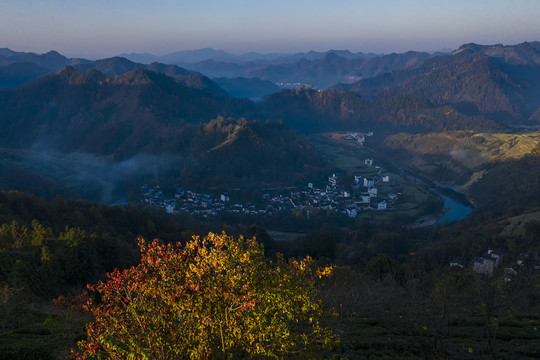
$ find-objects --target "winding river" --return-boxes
[437,192,473,223]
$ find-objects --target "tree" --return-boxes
[71,232,337,359]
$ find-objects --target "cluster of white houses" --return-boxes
[140,158,398,219]
[342,131,373,146]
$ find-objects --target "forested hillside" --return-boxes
[259,88,504,133]
[0,67,249,156]
[383,130,540,210]
[336,42,540,125]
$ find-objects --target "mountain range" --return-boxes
[119,48,380,65]
[2,42,540,140]
[0,65,501,157]
[0,47,433,95]
[334,42,540,125]
[1,41,540,202]
[3,43,540,126]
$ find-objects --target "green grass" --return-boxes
[500,209,540,237]
[334,313,540,359]
[386,130,540,172]
[0,321,76,360]
[308,133,375,175]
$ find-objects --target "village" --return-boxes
[140,156,400,219]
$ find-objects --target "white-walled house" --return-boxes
[346,208,358,218]
[360,195,371,203]
[473,256,497,276]
[487,248,504,267]
[328,174,337,186]
[363,177,374,187]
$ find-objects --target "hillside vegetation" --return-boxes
[385,130,540,168]
[259,88,503,133]
[0,192,539,359]
[337,42,540,125]
[384,130,540,209]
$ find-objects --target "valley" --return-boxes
[0,41,540,359]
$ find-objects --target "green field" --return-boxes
[385,130,540,172]
[308,132,376,174]
[335,313,540,359]
[500,208,540,238]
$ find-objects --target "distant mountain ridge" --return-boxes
[74,57,228,96]
[119,48,426,86]
[0,49,90,70]
[334,42,540,125]
[0,49,92,88]
[244,51,431,88]
[119,48,377,65]
[0,66,501,159]
[457,41,540,66]
[2,42,540,130]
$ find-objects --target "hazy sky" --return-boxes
[1,0,539,57]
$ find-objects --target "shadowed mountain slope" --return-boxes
[335,42,540,125]
[0,67,248,157]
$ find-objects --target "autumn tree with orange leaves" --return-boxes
[71,232,337,359]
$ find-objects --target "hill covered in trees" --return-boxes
[259,88,504,133]
[383,130,540,210]
[0,114,326,202]
[335,42,540,126]
[0,67,249,156]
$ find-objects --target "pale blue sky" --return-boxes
[1,0,539,57]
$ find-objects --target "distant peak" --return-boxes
[42,50,65,58]
[0,48,18,57]
[324,51,340,58]
[458,43,482,51]
[320,52,343,62]
[95,56,137,65]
